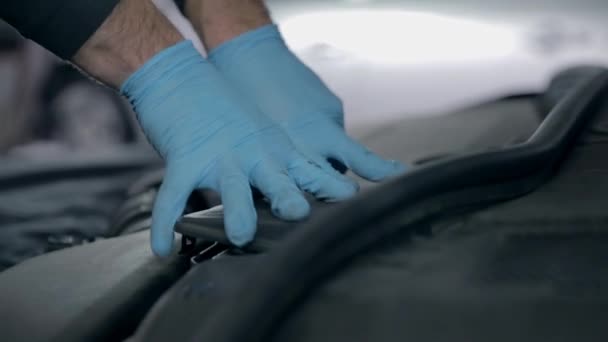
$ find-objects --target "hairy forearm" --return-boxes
[73,0,183,88]
[183,0,272,51]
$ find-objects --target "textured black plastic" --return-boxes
[0,231,188,342]
[272,141,608,342]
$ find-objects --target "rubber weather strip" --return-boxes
[186,70,608,342]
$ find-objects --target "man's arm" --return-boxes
[178,0,271,51]
[73,0,182,88]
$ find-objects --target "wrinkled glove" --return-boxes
[121,41,358,256]
[209,24,406,181]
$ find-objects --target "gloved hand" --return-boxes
[208,24,407,181]
[121,41,358,256]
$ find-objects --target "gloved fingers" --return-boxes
[310,154,360,190]
[294,144,358,190]
[287,156,359,202]
[151,167,197,257]
[327,157,348,174]
[250,160,311,221]
[327,132,407,182]
[219,166,258,247]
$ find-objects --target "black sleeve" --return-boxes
[174,0,187,15]
[0,0,120,59]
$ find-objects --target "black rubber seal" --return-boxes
[185,70,608,342]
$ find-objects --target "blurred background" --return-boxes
[0,0,608,268]
[2,0,608,152]
[0,21,140,157]
[265,0,608,136]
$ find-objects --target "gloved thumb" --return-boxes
[151,167,195,257]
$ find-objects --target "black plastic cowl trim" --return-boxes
[180,70,608,342]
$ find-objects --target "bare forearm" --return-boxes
[73,0,183,88]
[183,0,272,50]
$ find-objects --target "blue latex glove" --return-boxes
[209,24,407,181]
[121,41,358,256]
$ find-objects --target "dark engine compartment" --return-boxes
[1,67,607,342]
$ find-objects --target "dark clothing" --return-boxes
[0,0,120,59]
[174,0,187,13]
